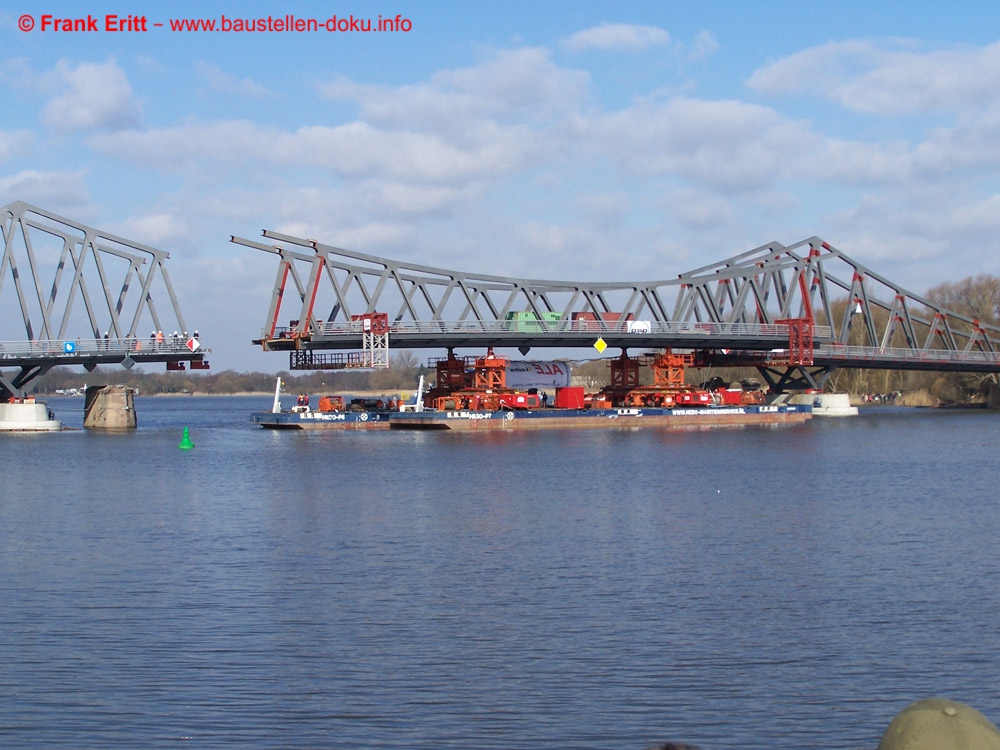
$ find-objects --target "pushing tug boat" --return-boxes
[388,348,811,431]
[251,377,406,429]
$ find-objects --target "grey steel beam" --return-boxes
[236,229,1000,376]
[0,202,208,397]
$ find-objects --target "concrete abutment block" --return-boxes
[84,385,137,429]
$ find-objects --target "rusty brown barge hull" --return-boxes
[388,404,812,431]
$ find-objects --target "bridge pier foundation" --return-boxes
[988,381,1000,410]
[0,400,61,431]
[84,385,137,430]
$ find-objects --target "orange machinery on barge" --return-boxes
[389,348,811,431]
[251,377,400,429]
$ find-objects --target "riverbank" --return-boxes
[852,387,998,409]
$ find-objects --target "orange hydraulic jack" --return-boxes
[473,348,509,390]
[609,351,640,390]
[436,349,471,391]
[649,349,694,388]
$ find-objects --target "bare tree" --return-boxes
[927,274,1000,325]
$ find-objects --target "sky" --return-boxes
[4,0,1000,373]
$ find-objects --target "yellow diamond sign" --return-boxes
[594,337,607,353]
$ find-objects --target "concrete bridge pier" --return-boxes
[988,381,1000,410]
[84,385,137,430]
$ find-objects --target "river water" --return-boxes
[2,397,999,749]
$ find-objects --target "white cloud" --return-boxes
[803,138,913,184]
[0,57,36,88]
[748,41,880,97]
[317,47,589,131]
[949,193,1000,237]
[826,190,970,274]
[0,129,35,161]
[746,39,1000,184]
[79,42,940,261]
[87,120,273,169]
[581,97,817,191]
[41,59,142,133]
[748,39,1000,116]
[913,108,1000,175]
[194,62,270,97]
[91,118,540,184]
[277,122,540,181]
[437,47,588,115]
[356,180,481,218]
[0,169,92,214]
[687,31,720,61]
[574,191,630,232]
[112,212,191,249]
[563,22,670,52]
[91,52,574,188]
[665,187,735,230]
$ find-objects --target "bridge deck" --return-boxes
[258,321,834,353]
[710,345,1000,373]
[256,321,1000,374]
[1,338,205,371]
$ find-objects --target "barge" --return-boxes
[390,349,811,431]
[389,403,811,431]
[252,350,816,432]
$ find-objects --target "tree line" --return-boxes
[824,273,1000,403]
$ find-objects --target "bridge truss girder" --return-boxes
[679,238,1000,354]
[234,229,1000,386]
[233,230,685,341]
[0,201,208,397]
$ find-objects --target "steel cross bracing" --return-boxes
[233,230,820,352]
[0,201,208,397]
[677,237,1000,388]
[234,230,1000,387]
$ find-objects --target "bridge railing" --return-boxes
[818,344,1000,367]
[271,320,836,340]
[0,337,197,360]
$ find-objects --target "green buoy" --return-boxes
[178,426,194,450]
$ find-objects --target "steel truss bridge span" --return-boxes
[0,201,209,397]
[234,229,1000,390]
